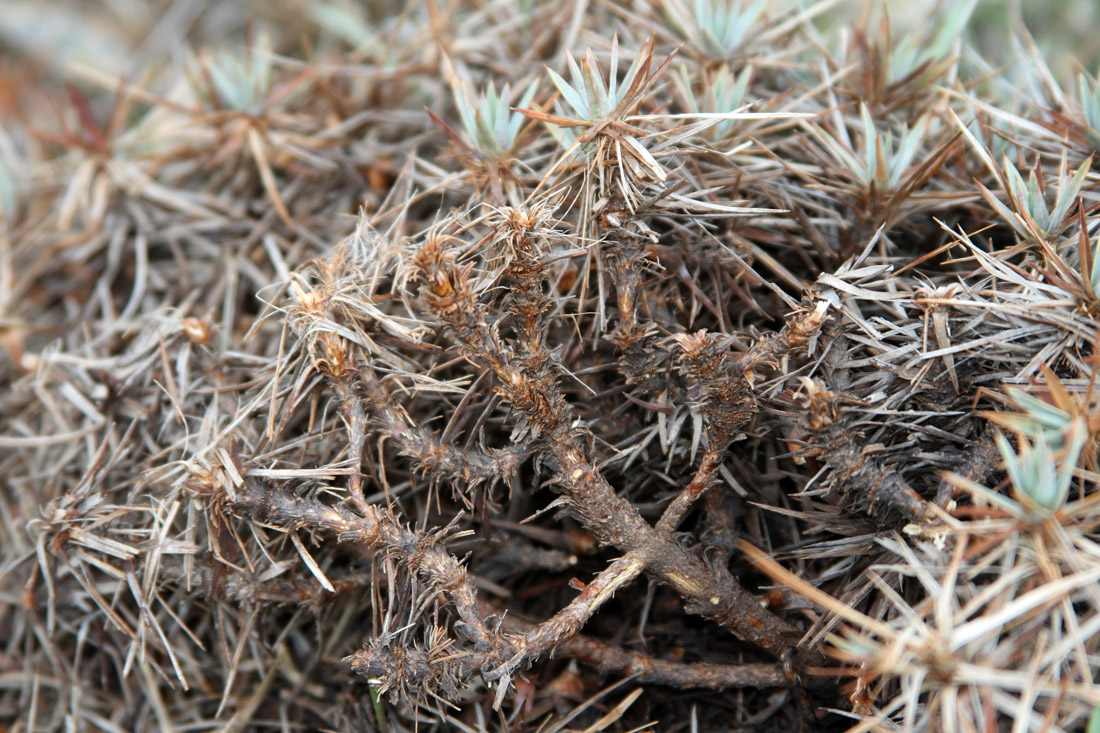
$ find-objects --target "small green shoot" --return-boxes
[1079,74,1100,151]
[673,63,752,142]
[370,683,387,732]
[449,71,537,156]
[995,422,1085,517]
[995,389,1075,451]
[887,0,976,83]
[1088,706,1100,733]
[980,156,1091,241]
[541,36,652,149]
[663,0,767,58]
[191,34,275,115]
[809,103,929,191]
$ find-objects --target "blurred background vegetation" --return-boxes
[1,0,1098,92]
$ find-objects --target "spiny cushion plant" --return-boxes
[3,1,1100,731]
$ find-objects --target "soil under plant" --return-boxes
[4,1,1100,731]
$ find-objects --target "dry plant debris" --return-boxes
[3,1,1100,731]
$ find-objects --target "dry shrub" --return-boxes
[3,1,1100,731]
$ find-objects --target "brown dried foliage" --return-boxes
[4,2,1100,732]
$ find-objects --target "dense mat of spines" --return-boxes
[3,2,1100,730]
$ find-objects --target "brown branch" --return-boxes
[933,430,998,507]
[495,204,556,348]
[408,237,803,659]
[308,331,370,510]
[602,228,649,349]
[223,470,647,706]
[497,602,811,691]
[654,331,754,534]
[785,378,931,523]
[331,372,370,510]
[289,270,526,506]
[551,633,795,690]
[356,368,528,505]
[350,551,803,700]
[656,302,831,534]
[223,473,507,657]
[656,444,727,534]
